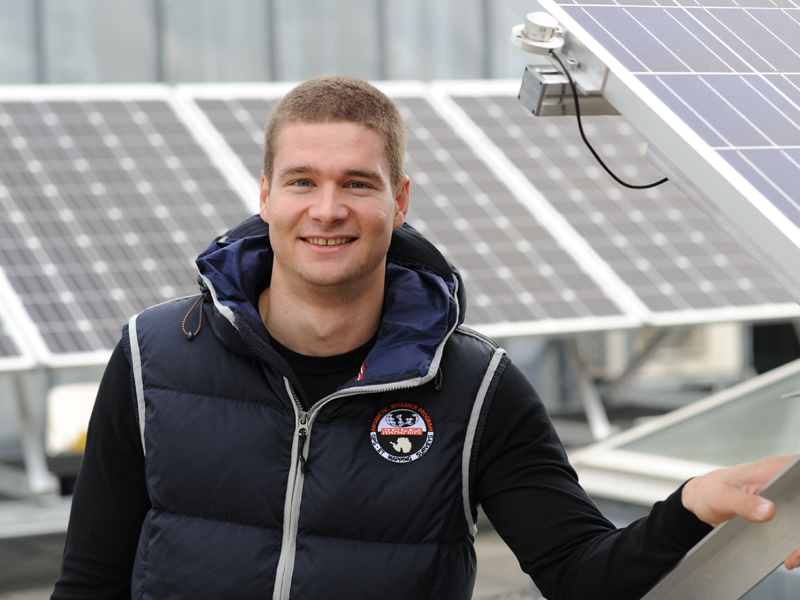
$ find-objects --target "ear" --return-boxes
[392,175,410,230]
[259,172,269,224]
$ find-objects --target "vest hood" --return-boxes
[194,216,467,390]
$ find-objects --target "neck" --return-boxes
[259,268,384,357]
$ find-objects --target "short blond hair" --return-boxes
[263,75,407,191]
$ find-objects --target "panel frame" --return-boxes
[0,264,41,370]
[568,356,800,505]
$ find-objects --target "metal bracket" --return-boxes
[508,2,620,116]
[518,64,619,117]
[563,338,618,441]
[1,372,60,502]
[606,327,690,400]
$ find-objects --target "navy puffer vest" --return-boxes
[125,220,507,599]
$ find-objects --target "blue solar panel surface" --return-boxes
[0,98,250,354]
[547,0,800,223]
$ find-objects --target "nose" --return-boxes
[307,183,348,224]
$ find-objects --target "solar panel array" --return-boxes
[0,93,250,358]
[190,84,797,326]
[0,80,797,367]
[196,92,624,326]
[453,94,794,312]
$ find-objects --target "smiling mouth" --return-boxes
[304,237,356,246]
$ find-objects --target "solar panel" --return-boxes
[398,95,626,327]
[194,97,276,180]
[508,0,800,303]
[0,88,251,362]
[185,84,633,335]
[447,86,797,318]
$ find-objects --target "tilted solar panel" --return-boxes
[508,0,800,302]
[0,90,251,360]
[398,96,625,326]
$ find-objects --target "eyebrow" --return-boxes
[344,169,385,185]
[278,165,320,178]
[278,166,385,186]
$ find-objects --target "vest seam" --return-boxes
[454,326,499,348]
[150,506,284,534]
[297,530,468,547]
[135,514,152,600]
[427,541,443,599]
[143,383,293,414]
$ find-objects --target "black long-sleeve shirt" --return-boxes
[52,338,711,600]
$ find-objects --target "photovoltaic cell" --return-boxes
[196,98,275,180]
[193,92,625,326]
[547,0,800,225]
[452,94,794,312]
[0,97,251,355]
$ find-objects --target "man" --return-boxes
[53,75,799,600]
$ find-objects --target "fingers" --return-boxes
[705,486,774,525]
[682,457,791,526]
[744,497,774,523]
[746,455,795,488]
[784,547,800,571]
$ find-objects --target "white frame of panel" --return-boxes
[503,0,800,306]
[568,357,800,505]
[0,267,42,372]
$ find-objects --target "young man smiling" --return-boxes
[53,75,799,600]
[258,120,409,356]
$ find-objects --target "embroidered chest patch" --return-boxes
[370,403,434,463]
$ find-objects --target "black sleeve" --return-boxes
[475,361,712,600]
[51,340,150,600]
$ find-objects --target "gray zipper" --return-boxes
[271,376,423,600]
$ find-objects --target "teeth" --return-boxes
[307,237,352,246]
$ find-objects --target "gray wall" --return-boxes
[0,0,530,84]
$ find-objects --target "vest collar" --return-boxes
[194,218,464,389]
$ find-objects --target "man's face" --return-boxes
[260,121,409,295]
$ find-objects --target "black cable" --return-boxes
[549,49,668,190]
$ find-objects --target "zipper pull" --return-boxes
[298,412,309,473]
